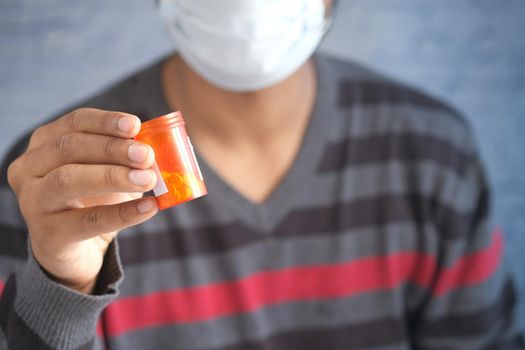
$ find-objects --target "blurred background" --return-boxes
[0,0,524,327]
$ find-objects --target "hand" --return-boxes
[7,108,159,294]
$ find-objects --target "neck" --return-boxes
[161,55,317,148]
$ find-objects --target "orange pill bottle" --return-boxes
[135,112,207,210]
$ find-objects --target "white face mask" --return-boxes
[158,0,327,92]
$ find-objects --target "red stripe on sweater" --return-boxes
[0,279,4,296]
[102,231,502,337]
[434,229,503,295]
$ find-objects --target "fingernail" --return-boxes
[137,198,156,213]
[118,116,137,133]
[129,169,153,186]
[128,143,150,164]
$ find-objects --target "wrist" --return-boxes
[48,273,98,295]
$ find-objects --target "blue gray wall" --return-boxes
[1,0,524,327]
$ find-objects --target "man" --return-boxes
[0,0,523,349]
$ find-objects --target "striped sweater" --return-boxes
[0,53,523,350]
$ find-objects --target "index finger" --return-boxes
[28,108,141,151]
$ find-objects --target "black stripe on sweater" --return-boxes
[318,133,471,176]
[337,80,463,120]
[219,317,406,350]
[487,336,525,350]
[0,224,27,259]
[418,278,517,338]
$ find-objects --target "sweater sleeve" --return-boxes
[0,133,123,350]
[408,143,524,349]
[0,241,123,350]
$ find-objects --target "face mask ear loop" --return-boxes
[323,16,333,36]
[321,9,334,40]
[320,0,339,40]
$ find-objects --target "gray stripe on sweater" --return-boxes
[329,105,473,155]
[358,344,410,350]
[308,159,481,214]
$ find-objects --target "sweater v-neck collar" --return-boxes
[156,54,336,234]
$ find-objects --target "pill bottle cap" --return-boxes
[139,112,185,137]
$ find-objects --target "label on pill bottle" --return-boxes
[152,161,169,197]
[187,137,204,181]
